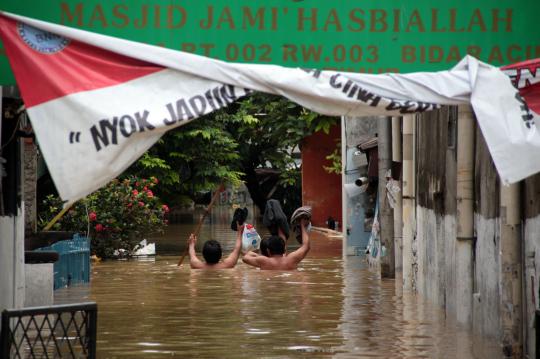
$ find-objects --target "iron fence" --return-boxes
[0,302,97,358]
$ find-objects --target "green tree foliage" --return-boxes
[324,141,342,175]
[38,176,169,258]
[127,93,339,215]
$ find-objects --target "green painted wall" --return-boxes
[1,0,539,84]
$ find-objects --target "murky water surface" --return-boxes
[55,207,500,358]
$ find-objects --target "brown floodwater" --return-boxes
[54,206,501,358]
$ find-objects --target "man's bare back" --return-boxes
[188,225,243,269]
[242,218,310,270]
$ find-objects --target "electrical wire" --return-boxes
[0,106,25,151]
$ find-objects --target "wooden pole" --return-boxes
[456,104,474,327]
[402,114,415,290]
[177,184,224,266]
[392,116,403,274]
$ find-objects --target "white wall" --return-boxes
[24,263,53,307]
[524,215,540,358]
[0,209,26,312]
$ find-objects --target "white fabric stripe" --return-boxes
[30,69,249,201]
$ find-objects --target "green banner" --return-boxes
[1,0,539,84]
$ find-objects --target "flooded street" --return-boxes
[55,207,501,358]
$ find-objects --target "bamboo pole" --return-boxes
[456,105,474,327]
[177,184,224,266]
[42,201,75,231]
[402,114,414,290]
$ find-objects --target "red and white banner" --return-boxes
[502,59,540,121]
[0,11,535,202]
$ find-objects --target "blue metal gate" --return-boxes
[37,234,90,289]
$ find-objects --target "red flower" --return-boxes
[138,201,145,207]
[95,223,104,232]
[135,182,139,187]
[132,190,139,196]
[152,177,159,184]
[162,204,170,213]
[127,202,133,208]
[146,190,154,198]
[88,212,97,221]
[143,186,148,191]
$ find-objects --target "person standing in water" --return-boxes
[242,218,310,270]
[188,223,243,269]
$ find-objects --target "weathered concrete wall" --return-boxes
[24,263,53,307]
[23,140,37,233]
[0,211,25,312]
[414,107,504,341]
[415,208,449,307]
[472,126,501,340]
[415,107,455,309]
[523,174,540,358]
[473,215,501,338]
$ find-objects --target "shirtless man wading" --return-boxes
[242,218,310,270]
[188,224,243,269]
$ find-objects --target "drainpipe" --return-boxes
[500,183,523,357]
[341,116,347,258]
[379,116,395,278]
[402,114,414,290]
[456,105,474,327]
[392,117,403,274]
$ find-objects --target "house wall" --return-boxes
[523,175,540,358]
[0,92,26,312]
[415,107,456,310]
[412,106,505,342]
[302,123,342,227]
[472,126,501,340]
[0,211,25,312]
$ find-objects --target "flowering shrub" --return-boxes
[38,176,168,259]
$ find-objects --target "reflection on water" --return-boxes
[55,206,501,358]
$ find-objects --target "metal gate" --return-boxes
[0,302,97,358]
[37,234,90,289]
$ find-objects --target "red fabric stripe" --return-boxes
[0,16,163,107]
[502,59,540,114]
[501,58,540,71]
[520,82,540,114]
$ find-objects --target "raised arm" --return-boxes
[242,251,264,268]
[287,218,311,265]
[222,224,243,268]
[188,233,206,269]
[277,227,288,253]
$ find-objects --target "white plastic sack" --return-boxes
[241,224,261,252]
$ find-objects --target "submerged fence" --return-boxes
[37,234,90,289]
[0,302,97,358]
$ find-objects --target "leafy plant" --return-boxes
[38,176,169,259]
[324,141,342,175]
